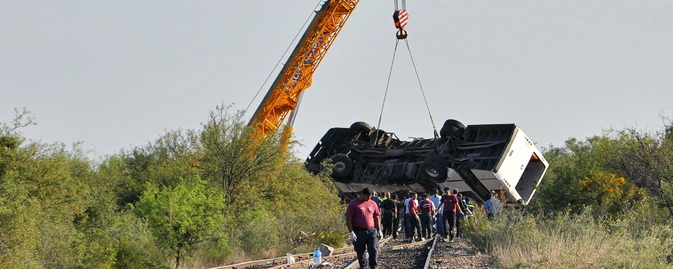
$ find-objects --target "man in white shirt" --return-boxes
[403,192,412,238]
[429,189,443,236]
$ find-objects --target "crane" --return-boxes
[248,0,360,141]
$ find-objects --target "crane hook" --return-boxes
[392,7,408,39]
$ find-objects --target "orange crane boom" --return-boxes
[249,0,359,138]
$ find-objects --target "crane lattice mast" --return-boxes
[249,0,360,138]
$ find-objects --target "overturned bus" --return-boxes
[305,119,549,205]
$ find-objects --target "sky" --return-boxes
[2,0,673,160]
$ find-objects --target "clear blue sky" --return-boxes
[2,1,673,159]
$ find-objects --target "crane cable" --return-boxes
[377,4,439,139]
[376,40,400,131]
[404,38,439,139]
[244,0,324,115]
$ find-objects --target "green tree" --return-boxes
[198,105,285,209]
[91,156,169,268]
[599,126,673,220]
[117,129,201,208]
[531,138,599,214]
[1,108,109,268]
[0,109,41,267]
[133,178,224,269]
[532,122,673,221]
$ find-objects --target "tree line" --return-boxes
[3,107,673,268]
[0,107,343,268]
[469,114,673,267]
[531,117,673,221]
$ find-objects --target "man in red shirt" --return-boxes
[406,192,422,242]
[437,188,464,242]
[346,188,382,269]
[418,193,436,239]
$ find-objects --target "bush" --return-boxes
[230,210,283,259]
[115,239,169,269]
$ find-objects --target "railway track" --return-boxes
[210,235,487,269]
[208,242,363,269]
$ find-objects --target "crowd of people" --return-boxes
[394,187,477,242]
[345,187,506,269]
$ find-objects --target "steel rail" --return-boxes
[211,236,441,269]
[423,235,439,269]
[342,236,435,269]
[209,244,355,269]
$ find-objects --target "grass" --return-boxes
[466,207,673,268]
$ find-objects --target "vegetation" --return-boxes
[4,106,673,268]
[0,107,343,269]
[467,118,673,268]
[467,207,673,268]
